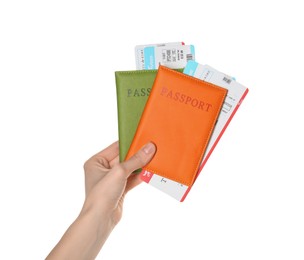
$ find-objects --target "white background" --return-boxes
[1,0,303,259]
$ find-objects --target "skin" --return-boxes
[46,141,156,260]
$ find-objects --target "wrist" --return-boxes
[46,200,115,260]
[80,195,116,230]
[78,202,115,249]
[80,200,111,226]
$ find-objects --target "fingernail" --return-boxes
[143,142,155,154]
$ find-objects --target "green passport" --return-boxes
[115,69,156,161]
[115,68,183,161]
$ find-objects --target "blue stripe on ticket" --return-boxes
[183,60,198,76]
[190,45,195,56]
[144,47,156,69]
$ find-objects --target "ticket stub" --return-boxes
[135,42,195,70]
[135,42,184,70]
[140,61,249,201]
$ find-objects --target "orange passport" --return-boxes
[125,66,228,187]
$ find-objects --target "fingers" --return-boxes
[125,173,143,193]
[109,155,119,168]
[120,142,156,178]
[90,141,119,163]
[83,141,119,179]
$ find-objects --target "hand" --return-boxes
[82,140,156,225]
[46,141,156,260]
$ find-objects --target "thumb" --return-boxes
[121,142,156,177]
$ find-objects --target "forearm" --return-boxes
[46,206,114,260]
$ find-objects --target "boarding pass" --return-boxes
[140,61,249,201]
[135,42,195,70]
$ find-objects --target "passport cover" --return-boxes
[115,69,156,161]
[125,65,228,186]
[139,62,249,202]
[115,68,182,161]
